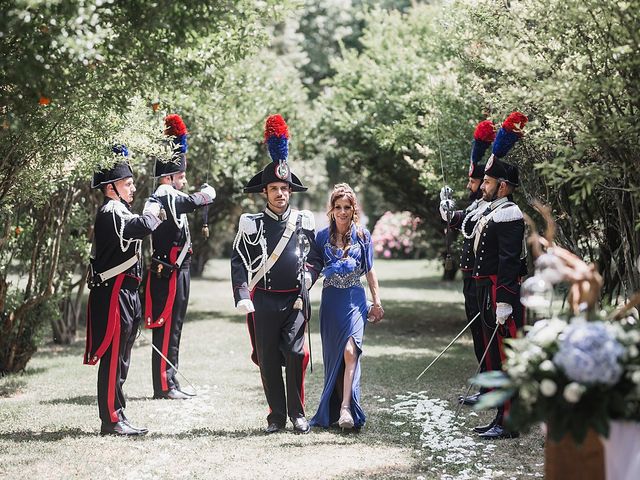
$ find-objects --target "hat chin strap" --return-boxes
[111,183,130,208]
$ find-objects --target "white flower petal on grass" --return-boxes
[390,391,522,479]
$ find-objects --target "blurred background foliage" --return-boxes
[1,0,638,371]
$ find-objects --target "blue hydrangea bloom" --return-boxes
[553,321,624,386]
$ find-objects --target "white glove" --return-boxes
[304,271,312,290]
[200,183,216,202]
[236,299,255,314]
[439,199,455,221]
[496,302,513,325]
[143,199,161,218]
[440,185,453,201]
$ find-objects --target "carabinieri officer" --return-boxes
[471,112,528,440]
[440,119,495,407]
[84,145,164,436]
[231,114,323,434]
[145,114,216,400]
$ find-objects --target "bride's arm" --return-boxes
[365,268,383,322]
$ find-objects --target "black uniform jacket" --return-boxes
[84,198,160,365]
[472,198,527,307]
[144,185,212,328]
[449,199,488,276]
[231,206,323,305]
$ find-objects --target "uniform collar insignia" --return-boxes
[264,205,291,222]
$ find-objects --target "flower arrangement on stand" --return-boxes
[371,211,425,259]
[473,203,640,480]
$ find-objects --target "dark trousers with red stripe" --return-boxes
[463,275,487,390]
[476,278,523,426]
[251,289,308,426]
[152,267,190,394]
[97,288,141,423]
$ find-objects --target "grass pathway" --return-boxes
[0,260,543,479]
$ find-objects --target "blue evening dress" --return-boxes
[310,224,374,429]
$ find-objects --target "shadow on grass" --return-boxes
[165,427,266,439]
[40,395,96,406]
[0,377,26,398]
[370,299,466,340]
[0,428,95,442]
[0,367,48,397]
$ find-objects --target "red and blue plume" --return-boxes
[502,111,528,135]
[470,120,495,165]
[492,111,528,158]
[474,120,496,143]
[112,144,129,157]
[164,114,188,153]
[264,114,289,162]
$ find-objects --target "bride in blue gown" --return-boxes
[310,183,384,431]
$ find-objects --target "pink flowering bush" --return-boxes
[371,211,426,259]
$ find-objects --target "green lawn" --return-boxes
[0,259,544,479]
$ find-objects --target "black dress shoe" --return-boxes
[178,388,197,397]
[153,389,190,400]
[100,420,145,436]
[291,416,310,434]
[458,392,481,406]
[125,421,148,434]
[473,419,496,434]
[264,422,284,434]
[478,424,519,439]
[118,412,149,434]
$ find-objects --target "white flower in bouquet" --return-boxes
[526,318,567,348]
[553,321,625,386]
[631,370,640,385]
[539,359,556,372]
[540,379,557,397]
[563,382,586,403]
[519,381,540,407]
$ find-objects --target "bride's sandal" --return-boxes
[338,406,354,430]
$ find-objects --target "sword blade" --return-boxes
[137,327,199,394]
[453,320,501,422]
[416,311,480,381]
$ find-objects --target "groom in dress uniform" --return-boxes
[231,114,323,434]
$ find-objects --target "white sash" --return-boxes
[248,210,300,291]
